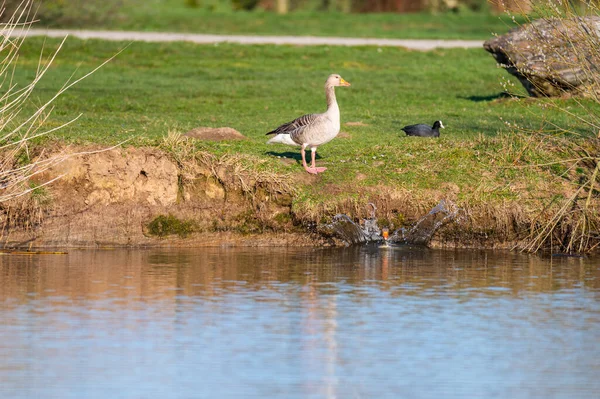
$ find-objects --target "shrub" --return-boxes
[232,0,261,10]
[36,0,124,27]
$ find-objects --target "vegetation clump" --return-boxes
[493,0,600,253]
[0,1,115,239]
[146,214,198,238]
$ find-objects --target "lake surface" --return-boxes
[1,246,599,399]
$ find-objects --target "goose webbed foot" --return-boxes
[304,166,327,174]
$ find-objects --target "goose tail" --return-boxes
[266,133,299,146]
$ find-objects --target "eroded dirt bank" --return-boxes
[1,145,534,249]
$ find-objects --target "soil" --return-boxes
[1,145,332,248]
[0,145,532,250]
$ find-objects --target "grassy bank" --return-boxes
[6,37,598,248]
[17,37,600,143]
[37,0,521,40]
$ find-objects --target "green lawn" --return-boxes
[40,0,521,40]
[11,37,596,203]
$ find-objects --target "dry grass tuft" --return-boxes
[493,0,600,253]
[518,134,600,253]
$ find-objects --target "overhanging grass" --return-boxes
[39,0,521,40]
[9,37,597,209]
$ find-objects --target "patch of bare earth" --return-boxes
[184,127,247,141]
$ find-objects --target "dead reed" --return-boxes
[494,0,600,253]
[0,1,119,236]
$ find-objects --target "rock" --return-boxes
[483,17,600,97]
[184,127,246,141]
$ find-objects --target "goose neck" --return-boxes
[325,85,337,109]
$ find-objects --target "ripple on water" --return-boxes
[0,247,599,399]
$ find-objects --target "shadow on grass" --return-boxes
[266,151,322,161]
[463,92,523,102]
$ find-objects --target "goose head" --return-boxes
[326,74,351,88]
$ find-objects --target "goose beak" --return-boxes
[340,78,351,87]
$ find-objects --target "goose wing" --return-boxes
[266,113,320,137]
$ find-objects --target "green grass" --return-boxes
[10,37,598,206]
[40,0,521,40]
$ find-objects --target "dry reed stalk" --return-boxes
[0,1,123,237]
[494,0,600,253]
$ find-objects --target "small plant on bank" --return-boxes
[146,214,198,238]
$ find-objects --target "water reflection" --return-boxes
[2,247,597,300]
[0,247,599,399]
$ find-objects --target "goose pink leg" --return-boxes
[310,148,327,173]
[301,145,326,174]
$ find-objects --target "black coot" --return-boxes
[401,120,445,137]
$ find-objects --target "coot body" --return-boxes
[402,120,444,137]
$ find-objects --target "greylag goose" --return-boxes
[266,74,351,174]
[402,120,445,137]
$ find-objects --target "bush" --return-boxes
[36,0,124,27]
[232,0,261,10]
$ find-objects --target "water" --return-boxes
[1,247,599,399]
